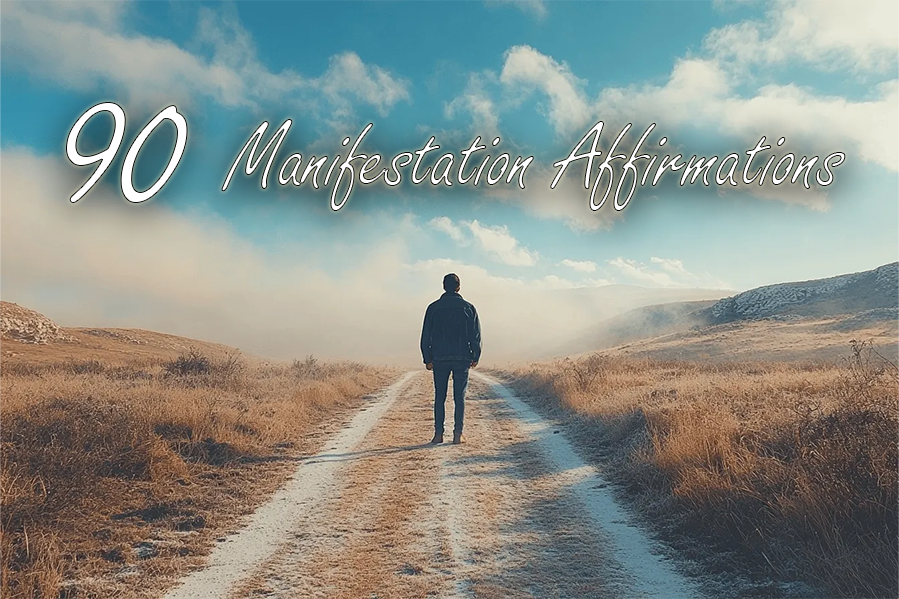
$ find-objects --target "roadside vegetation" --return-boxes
[1,349,394,598]
[501,341,898,598]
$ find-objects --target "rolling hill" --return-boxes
[698,261,898,323]
[0,301,243,367]
[555,262,899,361]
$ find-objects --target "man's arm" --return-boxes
[469,304,482,365]
[420,305,433,365]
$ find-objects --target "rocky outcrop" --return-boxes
[0,301,74,344]
[702,262,899,323]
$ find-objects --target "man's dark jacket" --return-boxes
[420,291,482,364]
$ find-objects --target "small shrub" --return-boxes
[68,359,104,375]
[291,355,321,380]
[215,349,244,379]
[164,348,211,377]
[562,353,607,392]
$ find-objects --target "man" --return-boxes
[420,273,482,445]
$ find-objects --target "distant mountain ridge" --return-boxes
[699,262,898,323]
[554,300,717,355]
[555,262,898,357]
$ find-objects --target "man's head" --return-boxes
[443,273,460,293]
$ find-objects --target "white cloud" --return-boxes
[443,0,897,219]
[499,45,592,137]
[482,161,626,231]
[429,216,468,244]
[430,217,539,266]
[490,0,548,20]
[2,3,241,111]
[441,75,623,229]
[717,171,831,211]
[576,53,896,175]
[1,2,410,118]
[317,52,411,117]
[608,257,681,288]
[705,0,898,73]
[559,259,597,273]
[598,58,731,125]
[650,257,690,277]
[608,257,730,289]
[444,72,500,136]
[592,0,899,162]
[468,220,538,266]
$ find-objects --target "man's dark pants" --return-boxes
[432,360,470,435]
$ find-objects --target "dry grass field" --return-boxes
[3,299,896,598]
[500,341,898,598]
[0,315,396,598]
[601,313,898,364]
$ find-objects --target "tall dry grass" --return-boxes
[504,342,898,598]
[0,350,393,598]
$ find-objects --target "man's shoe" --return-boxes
[452,431,463,445]
[429,433,443,444]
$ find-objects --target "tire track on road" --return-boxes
[473,371,700,599]
[236,373,454,599]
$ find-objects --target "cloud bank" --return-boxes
[447,0,897,217]
[1,2,410,120]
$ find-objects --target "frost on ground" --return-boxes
[163,371,702,599]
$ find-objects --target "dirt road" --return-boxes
[164,371,700,599]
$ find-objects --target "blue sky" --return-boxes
[1,1,897,362]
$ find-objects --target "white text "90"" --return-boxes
[65,102,187,203]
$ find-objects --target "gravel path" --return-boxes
[163,371,701,599]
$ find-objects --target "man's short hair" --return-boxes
[443,273,460,292]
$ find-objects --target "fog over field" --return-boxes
[1,149,731,365]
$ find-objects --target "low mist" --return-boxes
[1,149,730,366]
